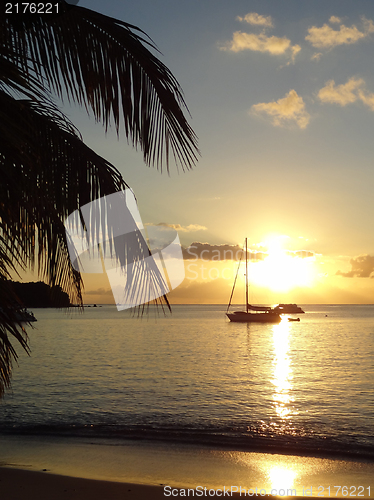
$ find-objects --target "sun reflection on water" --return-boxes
[271,321,294,420]
[268,465,298,490]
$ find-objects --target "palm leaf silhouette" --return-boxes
[0,1,199,396]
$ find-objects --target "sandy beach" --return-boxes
[0,467,164,500]
[0,467,292,500]
[0,467,357,500]
[1,465,372,500]
[1,435,373,500]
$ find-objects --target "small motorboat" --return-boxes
[288,317,300,322]
[15,308,37,322]
[274,304,304,314]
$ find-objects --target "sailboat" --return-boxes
[226,238,281,323]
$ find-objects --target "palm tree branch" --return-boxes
[3,2,199,171]
[0,91,171,309]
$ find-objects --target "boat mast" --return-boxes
[245,237,248,313]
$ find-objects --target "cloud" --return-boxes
[251,89,311,129]
[329,16,342,24]
[362,16,374,34]
[318,77,364,106]
[182,242,314,262]
[306,16,374,49]
[223,31,292,55]
[147,223,207,233]
[237,12,273,28]
[311,52,323,61]
[318,76,374,110]
[290,44,302,62]
[357,90,374,111]
[183,242,267,261]
[287,250,315,259]
[221,14,300,63]
[85,287,113,296]
[336,255,374,278]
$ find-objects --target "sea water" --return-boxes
[0,305,373,492]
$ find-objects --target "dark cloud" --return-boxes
[146,223,207,232]
[183,242,315,262]
[337,254,374,278]
[183,242,267,261]
[287,250,315,258]
[85,288,113,295]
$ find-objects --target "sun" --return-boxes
[250,235,315,292]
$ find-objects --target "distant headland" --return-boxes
[8,281,71,308]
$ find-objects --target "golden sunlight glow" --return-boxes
[272,321,294,419]
[268,465,298,490]
[251,235,315,292]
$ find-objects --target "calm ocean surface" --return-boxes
[1,304,374,462]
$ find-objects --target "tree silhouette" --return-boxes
[0,1,199,396]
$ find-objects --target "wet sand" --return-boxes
[1,436,373,499]
[0,465,372,500]
[0,467,161,500]
[0,467,360,500]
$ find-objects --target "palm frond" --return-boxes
[0,2,194,395]
[3,1,200,171]
[0,91,171,307]
[0,275,30,397]
[0,89,172,393]
[0,90,124,299]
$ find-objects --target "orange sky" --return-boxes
[16,1,374,306]
[78,236,374,305]
[71,1,374,306]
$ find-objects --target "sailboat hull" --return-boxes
[226,238,281,324]
[226,312,281,323]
